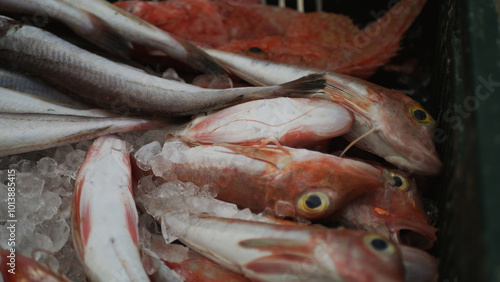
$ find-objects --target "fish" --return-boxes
[338,169,437,250]
[0,113,168,157]
[0,248,71,281]
[176,97,353,148]
[72,135,149,282]
[150,139,384,221]
[217,0,428,78]
[0,0,227,76]
[203,49,442,175]
[0,87,115,117]
[161,213,405,281]
[0,67,90,108]
[0,16,326,116]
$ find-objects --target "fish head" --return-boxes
[323,230,405,282]
[340,169,437,250]
[240,227,404,281]
[287,154,385,221]
[375,88,442,175]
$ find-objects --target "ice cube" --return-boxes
[36,157,58,178]
[55,240,87,282]
[9,159,34,173]
[54,144,74,164]
[134,141,162,171]
[150,234,188,263]
[17,173,45,198]
[28,191,62,222]
[35,217,70,253]
[137,175,158,194]
[231,208,254,221]
[59,149,86,175]
[161,212,190,244]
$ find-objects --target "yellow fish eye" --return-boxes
[389,172,409,191]
[297,191,330,215]
[410,105,432,124]
[363,234,396,256]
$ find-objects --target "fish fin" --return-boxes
[81,11,132,57]
[324,76,377,116]
[243,254,318,277]
[219,144,290,170]
[176,38,228,76]
[275,73,327,97]
[340,127,377,157]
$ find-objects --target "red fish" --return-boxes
[338,169,437,250]
[150,139,385,221]
[218,0,428,78]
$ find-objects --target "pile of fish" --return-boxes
[0,0,441,281]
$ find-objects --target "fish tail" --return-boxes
[274,72,328,98]
[337,0,428,78]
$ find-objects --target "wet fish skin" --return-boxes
[204,49,442,175]
[0,17,326,116]
[0,67,89,107]
[0,113,167,157]
[72,135,149,282]
[179,97,353,148]
[0,0,227,76]
[151,139,384,221]
[0,86,115,117]
[161,214,405,282]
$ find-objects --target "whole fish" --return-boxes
[0,0,227,76]
[338,169,437,250]
[0,113,167,157]
[0,87,115,117]
[0,248,71,282]
[204,49,442,175]
[0,17,326,116]
[161,214,405,281]
[72,135,149,282]
[150,139,384,221]
[0,67,89,108]
[217,0,428,78]
[176,97,353,148]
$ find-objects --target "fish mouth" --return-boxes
[389,223,437,250]
[385,148,442,176]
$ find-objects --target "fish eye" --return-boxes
[297,191,330,216]
[389,172,409,191]
[410,106,432,124]
[364,235,396,256]
[247,46,264,54]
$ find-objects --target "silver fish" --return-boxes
[0,0,226,76]
[0,67,90,107]
[0,87,115,117]
[204,49,442,175]
[0,17,325,117]
[0,113,167,157]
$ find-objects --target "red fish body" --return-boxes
[150,139,385,221]
[115,0,426,78]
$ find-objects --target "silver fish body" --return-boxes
[0,67,89,107]
[0,0,226,75]
[0,113,167,157]
[0,17,325,116]
[0,87,115,117]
